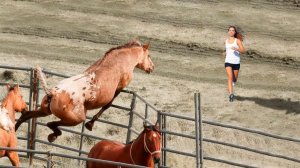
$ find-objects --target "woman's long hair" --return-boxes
[228,26,244,41]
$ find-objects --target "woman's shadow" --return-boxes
[235,96,300,114]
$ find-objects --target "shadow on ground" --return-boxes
[235,96,300,114]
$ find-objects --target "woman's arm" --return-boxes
[222,41,226,57]
[236,39,246,54]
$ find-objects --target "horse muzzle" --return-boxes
[153,157,160,164]
[146,67,154,74]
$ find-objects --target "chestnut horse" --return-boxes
[15,40,154,142]
[87,123,161,168]
[0,85,28,167]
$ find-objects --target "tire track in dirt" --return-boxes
[2,26,299,68]
[52,1,300,41]
[2,26,300,93]
[2,1,299,66]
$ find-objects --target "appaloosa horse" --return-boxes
[15,40,154,142]
[87,122,161,168]
[0,85,28,167]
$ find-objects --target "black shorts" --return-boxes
[225,63,240,70]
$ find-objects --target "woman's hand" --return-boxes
[231,47,239,52]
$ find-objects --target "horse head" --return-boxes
[7,84,28,113]
[143,121,161,164]
[136,43,154,74]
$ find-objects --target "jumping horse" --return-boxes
[87,122,161,168]
[0,85,28,167]
[15,40,154,142]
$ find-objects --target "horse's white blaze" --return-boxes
[153,133,157,138]
[52,72,98,113]
[0,106,14,132]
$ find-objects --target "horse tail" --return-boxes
[35,66,51,96]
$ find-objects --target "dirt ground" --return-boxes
[0,0,300,167]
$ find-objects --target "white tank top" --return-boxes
[225,38,240,64]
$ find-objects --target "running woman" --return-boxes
[224,26,246,102]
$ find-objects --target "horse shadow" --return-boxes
[235,96,300,115]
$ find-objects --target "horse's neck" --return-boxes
[1,94,15,122]
[86,48,140,74]
[130,134,153,167]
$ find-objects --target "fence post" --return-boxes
[78,120,86,165]
[145,104,148,119]
[26,68,34,158]
[126,93,136,143]
[47,151,52,168]
[162,113,167,167]
[157,111,163,167]
[29,68,39,165]
[195,93,201,168]
[198,93,203,167]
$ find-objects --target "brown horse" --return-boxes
[0,85,28,167]
[87,123,161,168]
[15,40,154,142]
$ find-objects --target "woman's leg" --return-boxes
[233,70,239,83]
[225,66,233,94]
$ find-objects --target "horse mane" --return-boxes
[85,40,142,73]
[104,40,142,57]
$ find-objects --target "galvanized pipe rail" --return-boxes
[0,65,152,167]
[0,147,148,168]
[0,65,34,157]
[203,120,300,143]
[1,65,300,168]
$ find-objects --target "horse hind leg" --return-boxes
[47,119,84,143]
[7,151,20,167]
[15,96,51,131]
[15,108,50,131]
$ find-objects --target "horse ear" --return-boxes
[143,43,150,51]
[14,84,20,91]
[6,84,11,91]
[155,121,160,131]
[143,121,147,128]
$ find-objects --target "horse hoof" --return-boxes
[48,134,57,143]
[85,121,94,131]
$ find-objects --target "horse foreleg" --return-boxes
[15,108,50,131]
[85,91,121,131]
[85,107,107,131]
[7,151,20,167]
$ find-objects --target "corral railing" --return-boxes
[1,65,199,168]
[0,147,147,168]
[1,65,300,168]
[0,65,154,168]
[194,94,300,167]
